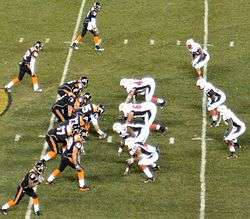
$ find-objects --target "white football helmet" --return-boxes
[119,102,126,112]
[196,78,206,90]
[120,78,128,87]
[186,38,194,48]
[113,122,123,133]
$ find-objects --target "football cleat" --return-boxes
[158,100,166,109]
[227,153,238,159]
[34,88,43,92]
[71,43,79,50]
[159,124,167,133]
[79,185,90,192]
[144,177,155,183]
[95,45,104,52]
[4,87,11,93]
[34,211,42,216]
[1,208,8,216]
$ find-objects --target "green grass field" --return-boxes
[0,0,250,218]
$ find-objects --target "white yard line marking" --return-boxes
[107,136,113,143]
[149,39,155,45]
[38,135,45,138]
[19,38,24,43]
[14,134,22,142]
[169,137,175,144]
[200,0,208,218]
[176,40,181,45]
[25,1,86,218]
[192,137,213,141]
[124,39,128,44]
[229,41,234,47]
[45,38,50,43]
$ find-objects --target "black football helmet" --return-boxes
[34,41,44,51]
[94,2,101,11]
[34,160,46,174]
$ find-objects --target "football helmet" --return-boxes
[186,38,194,49]
[119,102,125,112]
[83,92,92,103]
[113,122,123,133]
[79,76,89,87]
[97,104,105,115]
[94,2,101,11]
[120,78,128,87]
[34,160,46,174]
[34,41,44,51]
[196,78,206,90]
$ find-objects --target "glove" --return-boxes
[99,132,107,139]
[117,147,123,156]
[126,157,135,165]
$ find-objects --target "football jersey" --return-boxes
[125,78,153,93]
[204,82,224,102]
[22,46,39,73]
[20,170,40,189]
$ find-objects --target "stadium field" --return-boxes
[0,0,249,218]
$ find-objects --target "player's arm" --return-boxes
[90,114,106,138]
[125,89,135,103]
[127,112,134,123]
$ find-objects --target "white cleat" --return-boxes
[34,88,43,92]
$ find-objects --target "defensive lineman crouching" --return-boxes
[46,129,90,191]
[126,142,159,183]
[120,77,166,107]
[1,160,46,216]
[217,105,246,159]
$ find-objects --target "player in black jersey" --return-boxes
[46,129,90,192]
[52,95,85,122]
[77,103,107,138]
[1,160,46,216]
[58,76,88,97]
[71,2,104,51]
[42,116,88,162]
[5,41,43,92]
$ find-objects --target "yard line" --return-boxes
[24,1,86,218]
[200,0,208,218]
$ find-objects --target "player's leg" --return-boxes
[31,73,42,92]
[52,106,65,122]
[5,63,26,92]
[1,186,25,215]
[42,134,59,161]
[91,29,104,51]
[71,23,88,50]
[25,188,41,215]
[46,157,68,184]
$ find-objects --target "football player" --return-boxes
[57,76,88,97]
[77,103,107,138]
[52,94,86,122]
[120,77,166,107]
[5,41,43,92]
[196,78,226,127]
[217,105,246,159]
[71,2,104,51]
[119,102,166,132]
[126,142,159,182]
[186,39,210,78]
[113,121,150,156]
[1,160,46,216]
[42,118,86,162]
[46,129,90,191]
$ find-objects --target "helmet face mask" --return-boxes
[79,76,88,87]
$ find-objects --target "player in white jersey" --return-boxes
[5,41,43,92]
[120,77,166,107]
[113,121,150,156]
[71,2,104,51]
[119,102,166,132]
[186,39,210,78]
[126,142,159,183]
[217,105,246,159]
[196,78,226,127]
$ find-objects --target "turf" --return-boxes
[0,0,249,218]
